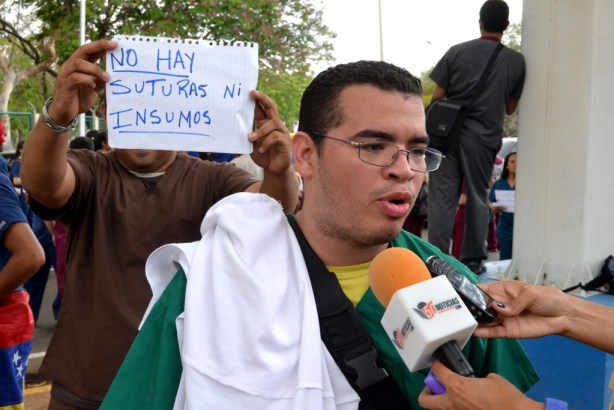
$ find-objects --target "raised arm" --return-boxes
[476,280,614,354]
[245,90,299,212]
[21,40,118,209]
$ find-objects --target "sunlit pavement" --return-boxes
[24,268,57,410]
[24,383,51,410]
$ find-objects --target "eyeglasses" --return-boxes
[308,132,443,172]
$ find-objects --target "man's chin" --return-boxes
[368,225,403,246]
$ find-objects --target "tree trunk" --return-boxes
[0,71,16,151]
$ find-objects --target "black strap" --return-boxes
[449,43,505,135]
[51,382,101,410]
[427,43,504,145]
[287,214,409,409]
[466,43,505,112]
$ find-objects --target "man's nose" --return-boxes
[384,152,415,180]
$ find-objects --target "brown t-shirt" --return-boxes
[32,150,257,401]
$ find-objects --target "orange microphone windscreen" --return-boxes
[368,247,431,307]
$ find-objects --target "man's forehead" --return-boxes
[335,86,426,141]
[337,85,423,115]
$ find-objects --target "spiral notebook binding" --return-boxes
[112,34,255,48]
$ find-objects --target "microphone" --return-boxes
[425,255,499,323]
[368,247,477,378]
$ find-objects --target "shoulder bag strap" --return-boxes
[461,43,505,118]
[286,214,409,409]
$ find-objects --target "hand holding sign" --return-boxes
[106,35,260,153]
[49,40,118,127]
[248,90,292,176]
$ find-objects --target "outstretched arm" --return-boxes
[476,280,614,354]
[418,360,544,410]
[21,40,118,209]
[245,90,298,213]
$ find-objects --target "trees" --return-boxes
[502,22,521,138]
[0,3,57,147]
[419,64,436,108]
[7,0,335,128]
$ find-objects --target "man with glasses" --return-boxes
[290,60,535,407]
[103,60,537,409]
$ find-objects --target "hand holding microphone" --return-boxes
[418,360,543,410]
[368,248,478,383]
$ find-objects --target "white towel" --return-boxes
[144,192,360,409]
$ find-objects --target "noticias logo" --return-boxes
[413,297,462,320]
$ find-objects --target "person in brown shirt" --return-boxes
[21,39,298,409]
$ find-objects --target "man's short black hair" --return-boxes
[93,131,108,152]
[298,61,422,140]
[480,0,509,33]
[69,136,95,150]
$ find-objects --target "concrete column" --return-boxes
[512,0,614,289]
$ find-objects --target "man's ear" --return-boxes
[291,131,316,178]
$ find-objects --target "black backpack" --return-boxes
[564,255,614,294]
[287,214,410,409]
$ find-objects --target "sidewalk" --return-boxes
[24,268,57,409]
[24,383,51,410]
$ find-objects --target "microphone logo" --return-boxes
[392,317,414,349]
[415,301,437,319]
[413,297,462,320]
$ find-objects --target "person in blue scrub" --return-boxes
[488,151,516,260]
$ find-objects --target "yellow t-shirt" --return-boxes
[328,262,371,306]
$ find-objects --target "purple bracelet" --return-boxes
[545,398,568,410]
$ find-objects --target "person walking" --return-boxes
[427,0,525,274]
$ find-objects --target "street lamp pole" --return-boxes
[378,0,384,61]
[78,0,86,136]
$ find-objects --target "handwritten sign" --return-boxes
[105,35,259,153]
[492,190,515,213]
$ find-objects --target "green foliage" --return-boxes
[419,65,436,107]
[21,0,335,72]
[503,22,521,52]
[15,0,334,126]
[259,70,313,129]
[0,33,54,145]
[503,22,522,137]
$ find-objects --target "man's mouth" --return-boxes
[378,192,412,218]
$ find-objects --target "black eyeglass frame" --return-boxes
[308,131,444,173]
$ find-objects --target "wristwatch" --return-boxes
[42,97,78,133]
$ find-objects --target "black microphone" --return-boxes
[426,256,499,323]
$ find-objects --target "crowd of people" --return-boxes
[0,1,592,409]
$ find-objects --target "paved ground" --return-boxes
[23,268,57,409]
[24,384,51,410]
